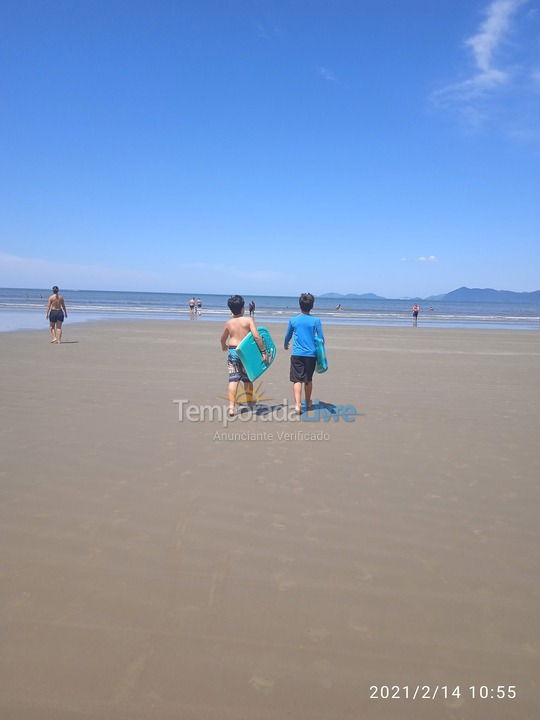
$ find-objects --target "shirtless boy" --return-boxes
[220,295,267,416]
[46,286,68,343]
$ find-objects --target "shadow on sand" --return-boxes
[237,400,341,417]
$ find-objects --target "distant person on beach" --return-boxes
[249,300,255,317]
[284,293,325,415]
[221,295,267,417]
[188,297,196,318]
[412,303,420,325]
[196,297,202,315]
[46,286,67,343]
[336,304,343,311]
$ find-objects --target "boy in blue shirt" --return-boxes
[284,293,325,414]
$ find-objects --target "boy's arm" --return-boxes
[284,320,293,350]
[248,318,267,360]
[61,297,67,317]
[46,297,51,318]
[316,318,324,342]
[220,326,229,351]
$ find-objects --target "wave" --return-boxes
[2,300,539,322]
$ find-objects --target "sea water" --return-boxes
[1,287,539,332]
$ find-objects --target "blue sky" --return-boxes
[1,0,539,297]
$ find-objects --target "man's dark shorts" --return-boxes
[49,310,64,324]
[290,355,316,383]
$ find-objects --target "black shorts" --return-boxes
[290,356,316,383]
[49,310,64,324]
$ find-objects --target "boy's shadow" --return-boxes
[313,401,365,418]
[238,401,342,416]
[308,400,338,414]
[238,402,287,416]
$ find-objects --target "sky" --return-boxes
[1,0,539,297]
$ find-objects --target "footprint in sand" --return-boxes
[356,570,373,583]
[272,515,286,530]
[472,528,488,543]
[348,616,373,637]
[301,504,331,519]
[273,571,297,592]
[305,625,330,643]
[249,675,275,695]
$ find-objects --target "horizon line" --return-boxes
[1,285,539,298]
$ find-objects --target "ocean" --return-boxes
[1,287,539,332]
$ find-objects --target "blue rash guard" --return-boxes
[284,313,324,357]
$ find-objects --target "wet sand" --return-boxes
[1,320,539,719]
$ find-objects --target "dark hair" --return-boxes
[52,286,59,293]
[227,294,245,315]
[299,292,314,312]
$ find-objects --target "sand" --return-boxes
[1,320,539,719]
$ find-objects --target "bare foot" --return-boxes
[228,407,236,417]
[50,339,57,343]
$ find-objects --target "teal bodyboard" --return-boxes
[236,327,276,382]
[315,336,328,374]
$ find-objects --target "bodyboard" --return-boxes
[315,336,328,374]
[236,327,277,382]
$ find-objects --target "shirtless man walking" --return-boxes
[46,286,68,343]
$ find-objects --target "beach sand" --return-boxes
[1,320,539,719]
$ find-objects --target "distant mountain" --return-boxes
[424,294,446,301]
[426,287,540,303]
[320,292,387,300]
[321,287,540,302]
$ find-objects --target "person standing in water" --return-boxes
[412,303,420,326]
[46,286,68,343]
[196,297,202,316]
[188,297,196,318]
[249,300,256,317]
